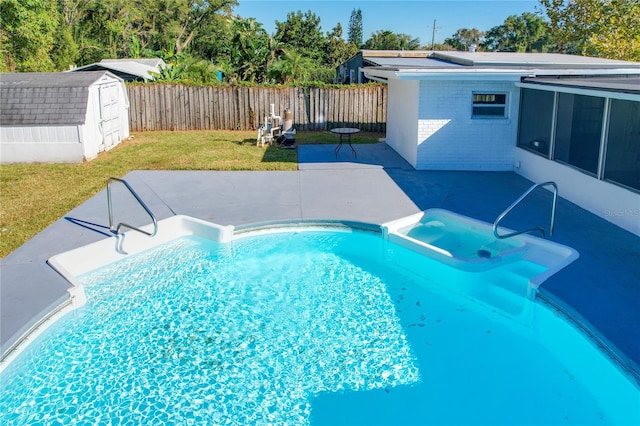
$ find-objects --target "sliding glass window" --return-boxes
[517,88,554,156]
[604,99,640,191]
[553,93,604,175]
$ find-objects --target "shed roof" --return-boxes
[0,71,118,126]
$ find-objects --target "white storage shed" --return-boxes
[0,71,129,164]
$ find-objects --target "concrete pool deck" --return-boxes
[1,142,639,381]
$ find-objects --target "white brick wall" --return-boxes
[415,80,520,170]
[386,79,420,167]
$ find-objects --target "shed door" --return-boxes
[98,83,121,150]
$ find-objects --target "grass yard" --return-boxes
[0,130,383,257]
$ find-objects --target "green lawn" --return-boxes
[0,130,383,257]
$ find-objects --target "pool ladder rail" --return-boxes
[493,181,558,239]
[107,177,158,237]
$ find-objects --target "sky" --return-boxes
[234,0,541,45]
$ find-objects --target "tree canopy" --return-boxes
[274,10,326,63]
[482,13,548,52]
[0,0,61,71]
[445,28,484,51]
[363,30,421,50]
[348,8,363,48]
[1,0,637,83]
[539,0,639,61]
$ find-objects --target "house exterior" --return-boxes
[337,50,433,84]
[70,58,165,82]
[364,52,640,235]
[0,71,130,163]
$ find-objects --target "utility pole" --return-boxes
[430,19,442,50]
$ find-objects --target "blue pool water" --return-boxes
[1,228,637,424]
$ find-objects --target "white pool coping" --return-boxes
[47,215,235,309]
[3,213,637,396]
[381,208,580,289]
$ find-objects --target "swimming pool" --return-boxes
[1,221,638,424]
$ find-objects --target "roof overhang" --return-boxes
[364,66,640,83]
[364,67,532,82]
[518,76,640,101]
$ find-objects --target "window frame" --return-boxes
[516,88,555,158]
[516,84,640,194]
[471,92,508,119]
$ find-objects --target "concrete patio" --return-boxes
[1,142,639,383]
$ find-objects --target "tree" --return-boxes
[173,0,237,54]
[326,23,358,68]
[539,0,640,61]
[152,55,218,83]
[274,10,327,62]
[268,50,314,84]
[482,13,548,52]
[226,17,271,82]
[445,28,484,51]
[66,0,154,64]
[51,24,79,70]
[363,30,421,50]
[0,0,60,71]
[586,0,640,61]
[187,13,231,61]
[348,8,363,48]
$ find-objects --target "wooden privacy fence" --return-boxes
[127,85,387,132]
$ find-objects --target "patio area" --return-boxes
[1,142,639,382]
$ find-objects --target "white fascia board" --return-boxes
[398,70,527,81]
[365,68,532,82]
[365,66,640,83]
[363,68,399,80]
[530,67,640,77]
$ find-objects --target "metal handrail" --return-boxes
[493,181,558,239]
[107,177,158,237]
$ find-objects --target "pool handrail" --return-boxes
[107,177,158,237]
[493,181,557,239]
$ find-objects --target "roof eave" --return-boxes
[364,66,640,82]
[364,67,533,81]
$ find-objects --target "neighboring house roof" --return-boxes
[365,56,464,68]
[100,58,165,68]
[0,71,118,126]
[70,58,165,82]
[361,49,432,59]
[341,50,437,68]
[338,50,461,81]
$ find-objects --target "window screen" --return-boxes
[604,99,640,191]
[517,89,554,156]
[554,93,604,176]
[472,93,507,118]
